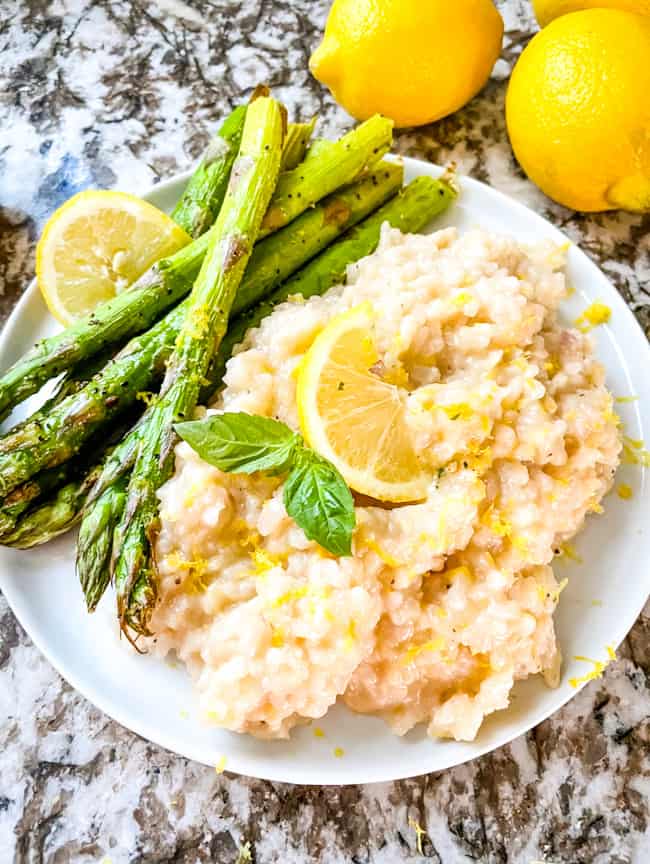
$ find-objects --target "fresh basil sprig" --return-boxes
[175,412,355,556]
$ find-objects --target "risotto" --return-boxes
[151,226,621,741]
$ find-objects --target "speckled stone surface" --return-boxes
[1,1,649,861]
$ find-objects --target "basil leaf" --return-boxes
[283,450,355,556]
[175,412,299,475]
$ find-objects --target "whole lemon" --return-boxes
[533,0,650,26]
[309,0,503,128]
[506,9,650,212]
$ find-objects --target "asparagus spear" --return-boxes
[258,114,393,237]
[77,477,128,611]
[114,96,285,636]
[1,464,104,549]
[0,119,388,424]
[171,105,247,238]
[279,118,317,172]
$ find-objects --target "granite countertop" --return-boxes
[1,1,649,861]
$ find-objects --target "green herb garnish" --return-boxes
[175,412,355,556]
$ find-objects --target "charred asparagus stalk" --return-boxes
[170,105,247,238]
[114,95,285,636]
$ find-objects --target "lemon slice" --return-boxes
[296,302,429,502]
[36,190,191,324]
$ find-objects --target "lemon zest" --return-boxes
[363,533,403,568]
[511,535,529,553]
[313,727,325,738]
[441,402,474,422]
[445,565,472,582]
[409,819,428,856]
[617,483,633,500]
[481,505,511,537]
[568,646,616,688]
[544,356,560,376]
[574,302,611,332]
[136,390,156,406]
[187,303,210,339]
[215,756,227,774]
[538,580,567,603]
[402,636,446,665]
[252,546,285,577]
[622,437,650,467]
[591,599,603,607]
[333,747,345,758]
[271,586,309,608]
[165,551,210,593]
[452,290,473,307]
[343,618,357,652]
[557,543,582,563]
[270,627,285,648]
[615,395,638,404]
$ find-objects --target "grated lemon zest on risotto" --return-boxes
[402,636,446,665]
[270,627,285,648]
[313,727,325,738]
[343,619,357,652]
[165,551,210,593]
[617,483,633,500]
[575,302,611,332]
[452,290,473,306]
[481,505,512,538]
[333,747,345,758]
[445,565,472,583]
[362,533,403,568]
[215,756,227,774]
[251,546,286,577]
[538,579,567,604]
[615,395,638,404]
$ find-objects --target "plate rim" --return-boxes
[1,157,649,785]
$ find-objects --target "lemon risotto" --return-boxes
[151,226,621,741]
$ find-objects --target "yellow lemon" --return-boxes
[506,9,650,212]
[37,190,191,324]
[309,0,503,128]
[296,303,429,503]
[533,0,650,26]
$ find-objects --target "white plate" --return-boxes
[1,158,649,785]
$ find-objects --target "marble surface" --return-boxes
[1,0,649,861]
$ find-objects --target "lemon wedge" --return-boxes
[36,190,191,324]
[296,302,428,502]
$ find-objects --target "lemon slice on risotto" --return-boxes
[296,302,429,502]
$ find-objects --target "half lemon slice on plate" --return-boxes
[36,190,191,325]
[296,302,429,503]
